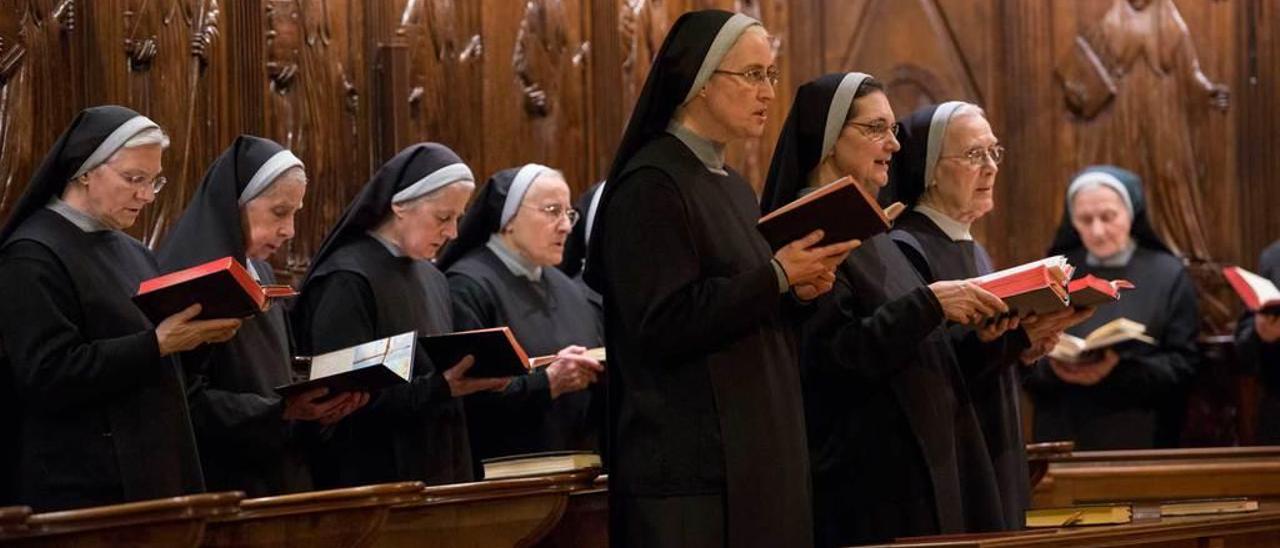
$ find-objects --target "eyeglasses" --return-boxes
[713,65,781,87]
[939,144,1005,166]
[524,203,580,227]
[846,120,900,143]
[102,163,167,193]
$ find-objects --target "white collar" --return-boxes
[914,203,973,242]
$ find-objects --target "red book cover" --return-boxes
[1223,266,1280,314]
[133,256,270,323]
[1067,275,1135,308]
[757,176,890,251]
[975,259,1072,316]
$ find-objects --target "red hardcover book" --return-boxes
[974,257,1074,317]
[1067,275,1135,308]
[1223,266,1280,315]
[419,327,532,379]
[757,176,891,251]
[133,256,297,323]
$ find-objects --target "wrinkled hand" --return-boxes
[793,271,837,301]
[155,304,242,356]
[775,230,861,287]
[977,315,1020,343]
[546,346,605,399]
[1049,349,1120,386]
[444,355,510,397]
[1020,333,1061,365]
[283,387,369,425]
[1256,313,1280,343]
[929,280,1007,325]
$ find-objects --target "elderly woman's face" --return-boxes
[832,91,900,191]
[503,173,574,267]
[932,113,999,223]
[1071,184,1133,259]
[81,144,164,230]
[393,181,473,260]
[242,170,306,261]
[701,27,776,140]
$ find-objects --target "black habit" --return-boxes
[886,103,1035,530]
[156,135,312,497]
[0,106,203,510]
[762,76,1004,546]
[292,143,474,486]
[437,167,605,470]
[1025,166,1199,449]
[584,10,812,547]
[1236,241,1280,443]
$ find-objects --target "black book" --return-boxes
[757,176,891,250]
[276,331,416,398]
[419,327,531,379]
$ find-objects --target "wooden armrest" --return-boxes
[230,481,425,520]
[23,491,243,535]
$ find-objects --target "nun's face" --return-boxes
[932,113,999,223]
[394,181,473,260]
[242,171,306,260]
[703,27,776,140]
[503,173,573,267]
[832,91,900,192]
[79,144,164,230]
[1071,184,1133,259]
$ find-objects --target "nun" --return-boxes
[436,165,605,468]
[584,10,858,548]
[558,180,605,279]
[1025,165,1200,449]
[292,143,507,487]
[1236,241,1280,443]
[156,135,368,497]
[0,106,241,510]
[761,73,1011,545]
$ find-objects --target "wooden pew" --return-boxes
[373,469,600,548]
[0,492,242,547]
[201,482,423,548]
[534,475,608,548]
[877,501,1280,547]
[0,506,31,535]
[1033,446,1280,508]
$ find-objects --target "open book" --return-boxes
[974,256,1074,317]
[133,256,297,322]
[276,331,416,398]
[481,451,602,480]
[1068,275,1135,308]
[1223,266,1280,315]
[1048,318,1154,363]
[419,327,531,379]
[757,176,891,250]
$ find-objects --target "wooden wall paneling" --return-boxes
[480,0,592,195]
[1239,0,1280,268]
[0,0,56,220]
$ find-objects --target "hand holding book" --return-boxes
[443,355,510,397]
[154,303,243,356]
[1049,349,1120,386]
[282,387,369,425]
[928,280,1008,325]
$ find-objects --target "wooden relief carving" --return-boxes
[52,0,74,32]
[618,0,668,110]
[0,2,33,217]
[266,0,302,93]
[396,0,483,165]
[513,0,569,118]
[1062,0,1229,261]
[189,0,217,66]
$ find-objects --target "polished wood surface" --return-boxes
[1033,447,1280,508]
[202,482,423,548]
[0,506,32,534]
[0,491,242,548]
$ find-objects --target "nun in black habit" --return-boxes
[292,143,506,487]
[558,179,604,279]
[156,135,367,497]
[1025,166,1200,449]
[886,102,1090,529]
[584,10,858,548]
[436,165,605,469]
[761,73,1008,545]
[0,106,241,510]
[1236,241,1280,443]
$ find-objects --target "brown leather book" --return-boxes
[420,326,531,379]
[757,176,890,250]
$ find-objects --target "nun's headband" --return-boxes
[923,101,971,188]
[71,115,162,180]
[239,150,305,205]
[1066,171,1134,217]
[821,72,872,158]
[584,182,606,247]
[500,163,552,227]
[392,162,475,204]
[683,13,763,104]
